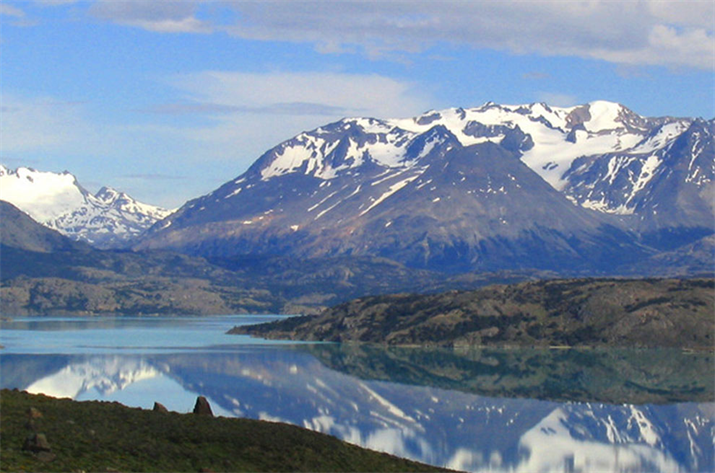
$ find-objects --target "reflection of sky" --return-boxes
[2,317,713,473]
[0,315,299,354]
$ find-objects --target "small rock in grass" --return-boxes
[23,433,51,452]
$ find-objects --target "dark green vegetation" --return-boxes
[233,278,715,349]
[302,344,714,404]
[0,389,445,473]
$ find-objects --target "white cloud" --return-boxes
[215,0,713,70]
[89,0,211,34]
[129,17,211,34]
[0,95,87,152]
[78,0,714,69]
[591,24,715,70]
[647,1,714,29]
[0,4,25,18]
[158,70,430,164]
[78,1,715,69]
[170,71,427,119]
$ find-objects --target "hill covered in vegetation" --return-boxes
[233,278,715,349]
[0,389,445,473]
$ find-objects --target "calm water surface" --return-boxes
[1,316,713,473]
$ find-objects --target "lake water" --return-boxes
[1,315,713,473]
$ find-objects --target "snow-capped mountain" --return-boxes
[137,100,712,272]
[0,165,172,248]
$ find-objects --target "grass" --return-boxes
[0,389,447,472]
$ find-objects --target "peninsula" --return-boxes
[231,278,715,350]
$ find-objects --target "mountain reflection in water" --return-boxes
[0,318,715,473]
[2,342,712,473]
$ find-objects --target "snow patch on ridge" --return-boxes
[360,174,419,215]
[256,102,688,194]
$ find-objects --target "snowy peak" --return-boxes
[565,101,648,133]
[252,100,581,184]
[561,118,713,225]
[94,186,171,223]
[137,100,712,271]
[0,165,172,248]
[0,165,88,222]
[249,100,689,194]
[95,186,124,204]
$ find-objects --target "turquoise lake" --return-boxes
[1,315,713,472]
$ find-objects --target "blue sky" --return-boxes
[1,0,714,208]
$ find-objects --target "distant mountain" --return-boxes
[137,101,713,273]
[3,191,529,315]
[561,116,714,248]
[0,165,172,249]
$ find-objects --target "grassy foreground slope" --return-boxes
[233,278,715,349]
[0,390,445,473]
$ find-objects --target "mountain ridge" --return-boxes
[137,100,711,273]
[0,165,172,249]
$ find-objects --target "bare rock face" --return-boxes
[193,396,213,416]
[153,402,169,413]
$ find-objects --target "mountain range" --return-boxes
[134,101,714,273]
[1,100,713,316]
[0,165,172,249]
[3,199,527,315]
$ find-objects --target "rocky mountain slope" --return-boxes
[3,199,539,315]
[0,201,89,254]
[233,278,715,349]
[137,101,713,273]
[0,165,172,248]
